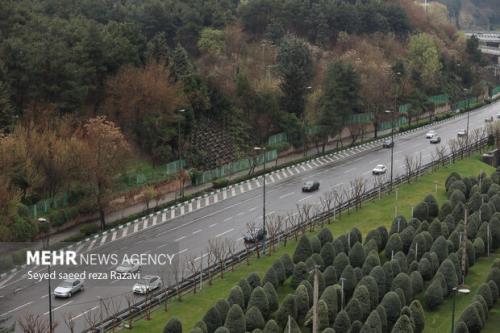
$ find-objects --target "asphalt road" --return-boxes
[1,101,500,332]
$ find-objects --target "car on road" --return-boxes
[133,275,162,294]
[457,129,467,137]
[54,279,84,298]
[115,260,140,274]
[382,139,394,148]
[485,116,494,123]
[496,114,500,119]
[243,228,266,243]
[302,180,320,192]
[430,136,441,144]
[425,130,437,139]
[372,164,387,175]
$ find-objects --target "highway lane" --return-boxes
[1,101,500,332]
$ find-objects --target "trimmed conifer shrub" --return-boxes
[238,279,252,306]
[360,310,382,333]
[369,266,386,299]
[358,275,379,309]
[477,283,493,309]
[294,284,309,325]
[317,299,329,332]
[245,306,265,331]
[318,228,333,245]
[333,310,351,333]
[376,305,388,333]
[310,235,322,254]
[362,252,381,276]
[263,320,279,333]
[311,253,325,271]
[333,252,350,278]
[214,327,229,333]
[384,234,402,260]
[349,242,365,268]
[424,279,443,310]
[203,307,222,333]
[215,299,230,320]
[194,321,208,333]
[391,315,414,333]
[320,242,336,267]
[320,285,338,325]
[248,287,269,318]
[246,272,261,289]
[437,259,458,292]
[487,280,499,302]
[413,202,429,223]
[283,316,301,333]
[291,262,308,289]
[164,317,182,333]
[352,285,371,320]
[410,271,424,295]
[365,229,383,251]
[459,303,483,333]
[392,273,412,304]
[293,235,313,264]
[280,254,294,277]
[262,267,279,289]
[424,194,439,218]
[275,294,297,330]
[263,282,279,313]
[323,265,337,286]
[409,300,425,333]
[272,260,286,285]
[228,286,245,309]
[341,264,356,299]
[225,304,246,333]
[380,291,401,330]
[453,321,469,333]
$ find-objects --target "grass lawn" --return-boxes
[126,156,494,333]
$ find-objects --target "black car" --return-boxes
[382,140,394,148]
[243,228,266,243]
[302,181,320,192]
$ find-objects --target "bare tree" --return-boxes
[187,254,201,294]
[107,298,123,332]
[83,307,100,332]
[209,238,228,279]
[225,238,237,270]
[457,137,467,159]
[171,257,186,301]
[372,173,387,199]
[286,212,300,241]
[332,188,345,218]
[297,203,313,232]
[435,145,447,166]
[342,186,351,213]
[63,312,76,333]
[414,152,423,181]
[266,215,283,254]
[245,221,261,258]
[404,155,416,183]
[124,293,137,327]
[18,313,57,333]
[448,139,459,163]
[319,190,334,222]
[205,242,216,285]
[350,177,367,209]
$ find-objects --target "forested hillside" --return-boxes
[436,0,500,29]
[0,0,494,241]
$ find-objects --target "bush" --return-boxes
[394,251,408,273]
[194,321,208,333]
[245,306,265,331]
[215,299,230,320]
[307,269,325,296]
[410,271,424,295]
[291,262,308,289]
[246,272,261,289]
[446,172,462,192]
[317,299,329,331]
[280,254,294,277]
[238,279,252,306]
[351,227,363,245]
[213,178,229,189]
[453,321,469,333]
[322,329,335,333]
[384,234,402,260]
[333,310,351,333]
[320,285,338,325]
[383,261,394,292]
[203,307,222,333]
[263,320,279,333]
[225,304,246,333]
[360,310,382,333]
[362,252,381,276]
[376,305,388,333]
[164,317,182,333]
[424,194,439,218]
[333,237,347,254]
[365,229,383,251]
[214,328,228,333]
[424,279,443,310]
[80,223,99,236]
[449,230,461,252]
[311,253,325,271]
[320,242,336,266]
[468,192,482,213]
[352,285,371,321]
[437,259,458,292]
[310,235,322,254]
[275,294,297,329]
[401,226,415,253]
[228,286,245,308]
[480,203,492,222]
[358,275,379,309]
[459,304,483,333]
[428,219,442,241]
[323,265,337,286]
[439,201,453,221]
[318,228,333,245]
[476,283,493,309]
[391,273,412,305]
[487,280,499,303]
[370,266,386,298]
[263,282,279,313]
[283,316,301,333]
[272,260,286,285]
[349,242,365,268]
[341,265,357,299]
[248,287,269,318]
[390,216,408,235]
[450,190,466,207]
[295,284,309,325]
[394,288,406,308]
[409,300,425,333]
[473,238,485,257]
[299,280,313,307]
[380,291,401,331]
[262,267,279,289]
[364,239,379,255]
[293,235,313,264]
[449,180,467,196]
[378,226,389,249]
[333,252,350,278]
[413,202,429,222]
[491,216,500,249]
[350,320,362,333]
[391,315,413,333]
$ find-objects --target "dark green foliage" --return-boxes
[164,317,182,333]
[409,260,419,272]
[311,253,325,271]
[263,320,279,333]
[224,305,246,333]
[446,172,462,191]
[413,202,429,222]
[449,230,461,252]
[409,300,425,333]
[322,329,335,333]
[410,271,424,295]
[392,273,412,304]
[263,282,279,313]
[333,310,351,333]
[295,285,309,325]
[487,280,499,302]
[310,235,322,253]
[477,283,493,309]
[320,242,336,267]
[390,259,402,277]
[453,321,469,333]
[452,203,466,225]
[246,272,261,290]
[438,259,458,292]
[251,329,262,333]
[272,260,286,285]
[431,236,449,263]
[424,194,439,218]
[238,279,252,307]
[418,258,433,280]
[248,287,269,318]
[245,306,265,331]
[203,307,222,333]
[385,234,403,260]
[378,226,389,249]
[380,291,402,330]
[410,233,426,260]
[369,266,386,299]
[352,285,371,320]
[318,228,333,245]
[439,201,453,221]
[333,237,347,254]
[362,252,381,276]
[481,177,493,194]
[383,261,394,292]
[428,219,442,241]
[480,203,492,222]
[317,299,329,331]
[214,327,229,333]
[349,242,365,268]
[490,216,500,249]
[401,226,416,253]
[324,265,338,286]
[280,254,294,278]
[449,180,467,197]
[424,279,443,310]
[360,310,382,333]
[473,238,485,257]
[363,239,379,255]
[468,192,482,213]
[291,262,308,289]
[421,231,434,252]
[409,217,421,230]
[351,227,362,245]
[194,321,208,333]
[333,252,350,278]
[390,216,408,235]
[262,267,279,289]
[341,265,357,299]
[391,314,414,333]
[430,252,440,275]
[394,288,406,308]
[365,229,383,251]
[350,320,362,333]
[354,267,363,284]
[394,251,408,273]
[275,294,297,329]
[451,190,467,208]
[477,223,492,250]
[445,215,457,235]
[466,240,476,267]
[320,285,338,325]
[358,276,379,308]
[283,316,301,333]
[459,304,483,333]
[307,270,326,296]
[489,194,500,212]
[215,299,230,320]
[300,280,314,307]
[435,272,448,297]
[376,305,388,333]
[228,286,245,309]
[473,296,487,324]
[293,235,313,264]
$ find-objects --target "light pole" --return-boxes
[254,146,267,254]
[451,285,471,333]
[38,218,53,333]
[385,110,396,191]
[303,86,313,157]
[464,88,470,150]
[339,277,346,310]
[177,108,186,198]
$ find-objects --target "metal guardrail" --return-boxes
[86,137,489,332]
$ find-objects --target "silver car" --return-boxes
[53,279,84,298]
[115,260,140,274]
[133,275,162,294]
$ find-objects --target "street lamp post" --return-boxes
[303,86,313,157]
[451,286,471,333]
[38,218,53,333]
[385,110,396,190]
[464,89,470,150]
[254,146,267,254]
[177,109,186,198]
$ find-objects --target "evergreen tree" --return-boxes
[391,314,414,333]
[291,262,308,289]
[248,287,269,318]
[245,306,265,332]
[263,282,279,313]
[246,272,261,289]
[293,235,313,264]
[333,310,351,333]
[164,317,182,333]
[263,320,279,333]
[409,300,425,333]
[228,286,245,308]
[203,306,222,333]
[295,284,310,325]
[224,304,246,333]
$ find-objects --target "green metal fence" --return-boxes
[428,94,449,106]
[399,104,411,113]
[493,86,500,96]
[192,150,278,185]
[346,112,373,124]
[31,193,69,219]
[268,132,288,145]
[454,97,479,110]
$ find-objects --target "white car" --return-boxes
[425,130,437,139]
[53,279,84,298]
[372,164,387,175]
[115,260,140,274]
[457,129,467,137]
[133,275,162,294]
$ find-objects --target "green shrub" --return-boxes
[349,242,365,268]
[428,219,442,241]
[459,304,483,333]
[194,320,208,333]
[310,235,322,254]
[299,280,313,307]
[352,285,371,320]
[380,291,401,331]
[350,320,362,333]
[318,228,333,245]
[294,284,309,325]
[437,259,458,292]
[424,194,439,218]
[245,306,265,331]
[263,320,279,333]
[333,310,351,333]
[392,273,412,304]
[394,251,408,273]
[262,267,279,289]
[394,288,406,308]
[212,178,229,189]
[362,252,381,276]
[228,286,245,308]
[365,229,382,251]
[360,310,382,333]
[391,314,413,333]
[376,305,388,333]
[410,271,424,295]
[307,270,325,296]
[369,266,386,298]
[275,294,297,330]
[384,234,402,260]
[445,172,462,191]
[333,237,347,254]
[224,304,246,333]
[400,226,415,253]
[215,299,230,320]
[350,227,362,245]
[425,279,443,310]
[311,253,325,271]
[449,180,467,196]
[317,299,329,331]
[439,201,453,220]
[333,252,350,278]
[341,265,356,299]
[272,260,286,285]
[468,192,482,213]
[293,235,313,263]
[80,223,99,236]
[487,280,499,303]
[291,262,308,289]
[216,326,229,333]
[473,238,485,257]
[490,216,500,249]
[246,272,261,289]
[320,242,336,267]
[320,285,338,325]
[383,261,394,292]
[476,283,493,309]
[280,254,294,277]
[323,265,337,286]
[263,282,279,313]
[413,202,429,222]
[248,287,269,318]
[283,316,300,333]
[390,216,408,235]
[363,239,379,255]
[203,306,222,333]
[450,190,466,207]
[358,276,379,309]
[409,300,425,333]
[378,226,389,249]
[453,321,469,333]
[164,317,182,333]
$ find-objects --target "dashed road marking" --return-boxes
[298,195,312,203]
[175,236,186,242]
[216,228,234,238]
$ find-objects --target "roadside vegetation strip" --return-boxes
[125,157,493,333]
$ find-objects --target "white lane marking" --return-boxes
[192,229,202,235]
[249,207,257,212]
[287,168,294,176]
[236,212,244,217]
[369,159,380,164]
[175,236,186,242]
[294,167,301,173]
[177,248,188,255]
[156,243,170,249]
[87,239,97,251]
[216,228,234,238]
[44,301,72,315]
[343,168,355,174]
[362,171,370,176]
[300,165,308,171]
[276,173,282,180]
[72,306,99,320]
[209,223,218,228]
[269,175,275,182]
[111,231,117,241]
[298,195,313,203]
[41,294,49,299]
[1,301,33,316]
[312,160,320,167]
[279,192,295,199]
[237,237,244,242]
